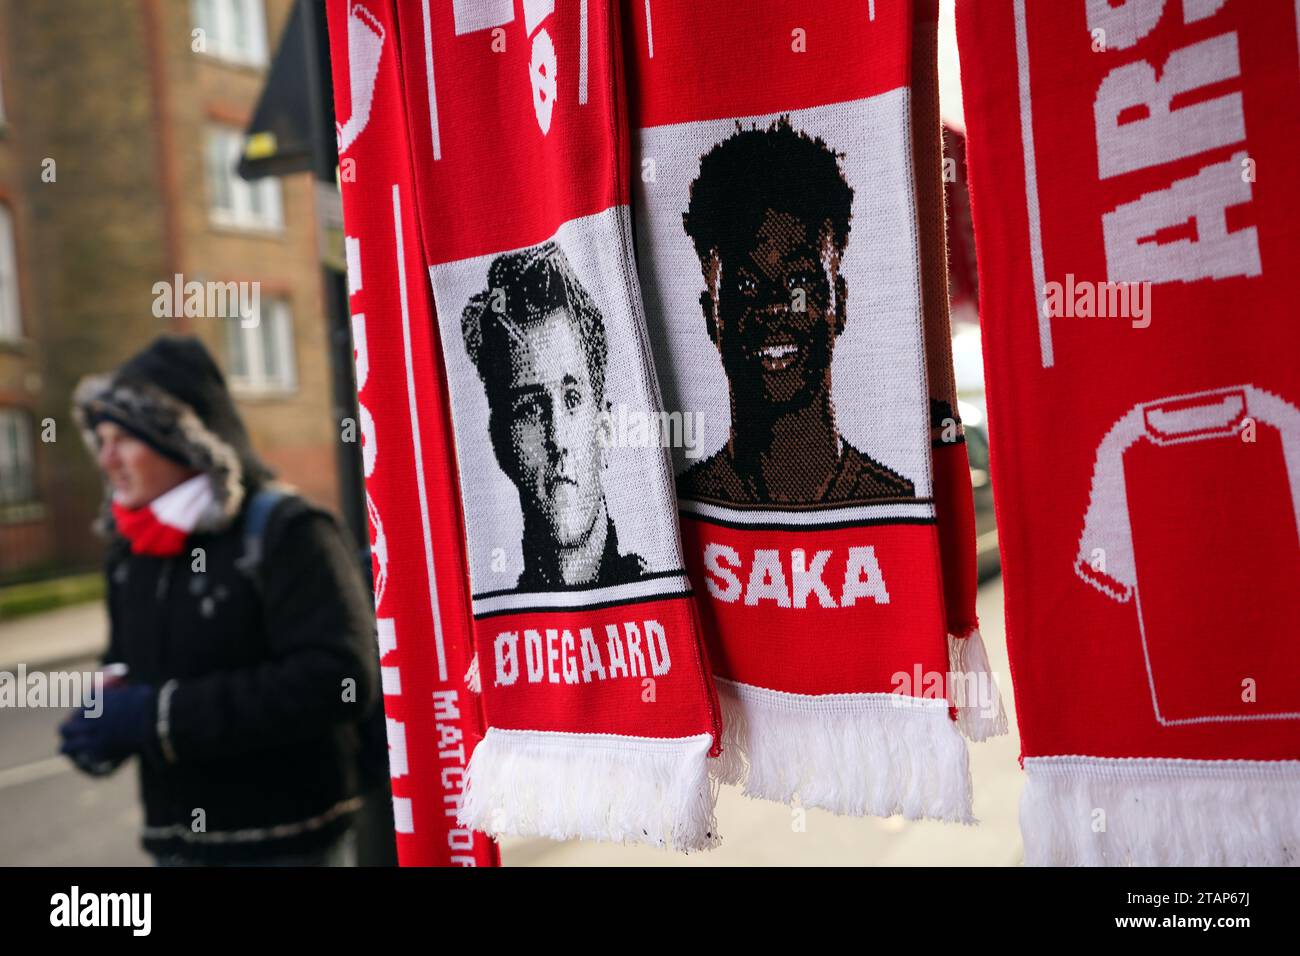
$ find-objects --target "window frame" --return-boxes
[193,0,270,68]
[205,124,284,232]
[0,205,22,342]
[0,407,36,506]
[225,295,298,395]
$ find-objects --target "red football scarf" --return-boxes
[112,474,213,557]
[329,0,998,853]
[328,0,498,866]
[957,0,1300,864]
[911,0,1007,743]
[340,0,723,851]
[625,0,1001,820]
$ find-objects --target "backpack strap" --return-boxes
[234,485,302,594]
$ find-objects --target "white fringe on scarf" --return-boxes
[947,626,1009,742]
[1022,756,1300,866]
[458,728,719,852]
[714,678,974,823]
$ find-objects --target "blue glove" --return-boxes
[59,683,160,771]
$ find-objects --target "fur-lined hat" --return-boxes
[73,335,275,534]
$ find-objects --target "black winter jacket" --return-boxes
[103,492,379,864]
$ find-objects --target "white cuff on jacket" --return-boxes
[156,679,179,764]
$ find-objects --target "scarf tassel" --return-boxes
[457,729,719,852]
[714,678,975,823]
[948,627,1010,742]
[1021,757,1300,866]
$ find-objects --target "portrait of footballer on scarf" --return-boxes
[676,116,918,508]
[633,102,941,678]
[434,220,687,608]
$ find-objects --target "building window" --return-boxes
[225,296,297,393]
[193,0,269,67]
[206,126,283,231]
[0,409,35,505]
[0,206,20,341]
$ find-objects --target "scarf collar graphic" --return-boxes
[112,474,214,557]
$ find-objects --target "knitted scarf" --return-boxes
[957,0,1300,864]
[333,0,723,852]
[328,0,498,866]
[911,4,1006,744]
[626,0,1002,818]
[111,474,213,557]
[327,0,998,854]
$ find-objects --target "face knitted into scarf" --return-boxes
[460,243,642,592]
[674,119,916,506]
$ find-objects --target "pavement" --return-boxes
[0,672,149,867]
[0,577,1022,866]
[0,601,110,672]
[0,602,144,866]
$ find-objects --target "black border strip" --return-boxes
[472,588,695,621]
[678,513,938,533]
[472,568,688,601]
[679,496,935,513]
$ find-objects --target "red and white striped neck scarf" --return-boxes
[112,474,213,558]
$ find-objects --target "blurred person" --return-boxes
[59,336,378,867]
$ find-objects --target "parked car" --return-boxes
[958,399,999,581]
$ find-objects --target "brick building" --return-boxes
[0,0,343,581]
